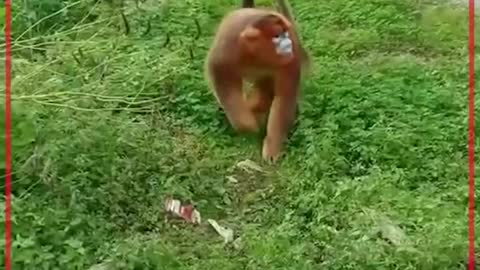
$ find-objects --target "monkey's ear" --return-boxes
[240,26,261,40]
[239,26,261,52]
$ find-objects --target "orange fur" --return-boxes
[204,8,307,163]
[242,0,311,70]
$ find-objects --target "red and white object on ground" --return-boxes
[164,198,201,224]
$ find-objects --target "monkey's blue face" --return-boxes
[272,31,293,56]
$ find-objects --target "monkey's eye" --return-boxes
[274,31,288,39]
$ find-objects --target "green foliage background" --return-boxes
[0,0,479,269]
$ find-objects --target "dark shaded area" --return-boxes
[242,0,254,8]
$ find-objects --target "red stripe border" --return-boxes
[4,0,12,269]
[469,0,476,269]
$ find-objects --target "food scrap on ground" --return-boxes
[379,221,407,247]
[207,219,234,244]
[236,159,264,173]
[164,198,201,224]
[164,198,242,246]
[232,237,243,250]
[227,175,239,183]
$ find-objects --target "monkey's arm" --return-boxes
[208,62,259,133]
[262,65,300,162]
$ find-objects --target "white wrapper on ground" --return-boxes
[236,159,264,173]
[208,219,234,244]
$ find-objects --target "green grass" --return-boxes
[1,0,479,269]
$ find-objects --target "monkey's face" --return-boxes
[239,14,295,66]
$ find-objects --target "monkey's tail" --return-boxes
[274,0,294,21]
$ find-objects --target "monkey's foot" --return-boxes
[262,137,283,163]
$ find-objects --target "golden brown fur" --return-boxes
[205,7,308,163]
[242,0,310,68]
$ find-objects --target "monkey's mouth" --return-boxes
[272,32,293,55]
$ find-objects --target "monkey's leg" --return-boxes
[209,66,259,133]
[262,69,300,162]
[248,77,274,126]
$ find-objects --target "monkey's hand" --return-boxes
[261,70,299,163]
[262,136,283,163]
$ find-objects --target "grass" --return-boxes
[1,0,479,269]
